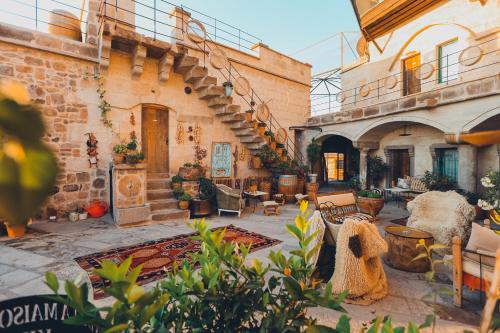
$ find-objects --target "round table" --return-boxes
[384,225,434,273]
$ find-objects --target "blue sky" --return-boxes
[0,0,359,74]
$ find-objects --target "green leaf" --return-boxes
[307,324,338,333]
[286,224,302,240]
[44,272,59,293]
[335,314,351,333]
[103,324,129,333]
[418,314,434,329]
[411,253,428,263]
[428,244,448,252]
[283,277,303,299]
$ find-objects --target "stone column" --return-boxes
[359,148,370,189]
[104,0,136,30]
[458,144,477,192]
[170,6,191,42]
[86,0,100,45]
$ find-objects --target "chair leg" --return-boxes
[452,236,463,307]
[218,209,221,216]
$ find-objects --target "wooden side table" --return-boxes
[384,225,434,273]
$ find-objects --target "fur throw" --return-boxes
[306,211,325,266]
[330,218,388,305]
[407,191,475,246]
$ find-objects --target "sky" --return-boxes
[0,0,360,74]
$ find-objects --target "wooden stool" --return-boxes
[263,201,280,216]
[273,194,285,205]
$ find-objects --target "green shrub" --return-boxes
[112,143,127,154]
[199,177,216,202]
[422,171,457,191]
[183,162,193,167]
[306,141,321,170]
[171,175,184,183]
[367,156,389,186]
[173,187,184,199]
[126,138,138,150]
[179,193,192,201]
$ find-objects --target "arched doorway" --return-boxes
[320,135,359,185]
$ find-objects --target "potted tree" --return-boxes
[190,177,216,218]
[112,143,127,164]
[356,189,385,218]
[367,156,389,188]
[178,192,192,210]
[306,141,321,183]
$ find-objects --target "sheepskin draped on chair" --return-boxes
[305,211,325,267]
[407,191,475,246]
[330,218,388,305]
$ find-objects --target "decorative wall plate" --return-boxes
[336,92,346,103]
[459,46,483,66]
[234,76,251,96]
[275,128,287,144]
[384,75,398,89]
[256,102,270,122]
[359,84,371,97]
[415,63,434,80]
[186,19,207,44]
[209,48,228,69]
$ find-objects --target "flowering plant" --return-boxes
[478,170,500,211]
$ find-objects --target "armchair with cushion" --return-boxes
[407,190,475,246]
[216,184,245,217]
[452,221,500,307]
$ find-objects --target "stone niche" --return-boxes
[111,163,150,226]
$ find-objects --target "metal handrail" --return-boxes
[310,36,499,115]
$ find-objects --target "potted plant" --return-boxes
[281,150,288,162]
[348,176,362,195]
[179,162,202,180]
[247,178,258,193]
[478,171,500,228]
[306,141,321,183]
[276,143,284,156]
[295,162,309,194]
[125,152,145,165]
[222,81,233,97]
[421,171,457,192]
[191,177,216,218]
[264,130,274,147]
[171,175,184,189]
[173,187,185,200]
[367,156,389,188]
[126,138,138,153]
[112,143,127,164]
[356,189,385,218]
[178,193,192,210]
[462,191,485,220]
[258,122,266,136]
[244,109,254,122]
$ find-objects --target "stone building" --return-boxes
[0,1,310,223]
[305,0,500,192]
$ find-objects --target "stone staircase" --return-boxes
[147,173,189,222]
[173,53,267,155]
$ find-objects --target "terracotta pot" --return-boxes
[265,136,271,145]
[248,184,258,193]
[305,182,319,202]
[113,153,125,164]
[282,155,288,162]
[259,127,266,136]
[5,223,26,238]
[252,156,262,169]
[178,166,201,180]
[179,200,190,210]
[190,199,211,217]
[357,196,385,217]
[245,111,254,122]
[253,122,258,130]
[270,142,277,151]
[276,148,283,156]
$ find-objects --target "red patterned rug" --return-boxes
[74,225,281,299]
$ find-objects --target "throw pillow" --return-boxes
[397,178,409,189]
[410,178,428,192]
[466,222,500,254]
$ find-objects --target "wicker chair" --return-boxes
[216,184,245,217]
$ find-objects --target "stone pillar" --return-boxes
[86,0,100,45]
[359,148,370,189]
[170,6,191,42]
[104,0,136,30]
[112,163,150,226]
[458,144,477,192]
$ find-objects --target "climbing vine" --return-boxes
[84,70,114,132]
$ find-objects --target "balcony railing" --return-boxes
[310,36,500,116]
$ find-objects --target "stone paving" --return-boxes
[0,202,481,332]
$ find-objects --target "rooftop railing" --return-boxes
[310,36,500,116]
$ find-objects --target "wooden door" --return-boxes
[391,150,410,182]
[402,54,421,96]
[142,106,169,174]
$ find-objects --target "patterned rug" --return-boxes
[74,225,281,299]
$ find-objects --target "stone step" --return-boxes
[240,135,262,143]
[147,178,171,190]
[183,66,208,84]
[147,189,174,201]
[174,55,199,75]
[220,113,245,123]
[208,96,232,108]
[151,208,190,222]
[193,75,218,91]
[214,104,241,116]
[246,142,267,150]
[230,121,252,130]
[198,85,224,100]
[149,198,179,211]
[148,172,170,179]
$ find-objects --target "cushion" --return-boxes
[397,178,410,189]
[462,255,494,280]
[409,178,428,193]
[317,192,356,207]
[263,201,278,207]
[466,222,500,254]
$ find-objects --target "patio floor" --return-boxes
[0,202,481,332]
